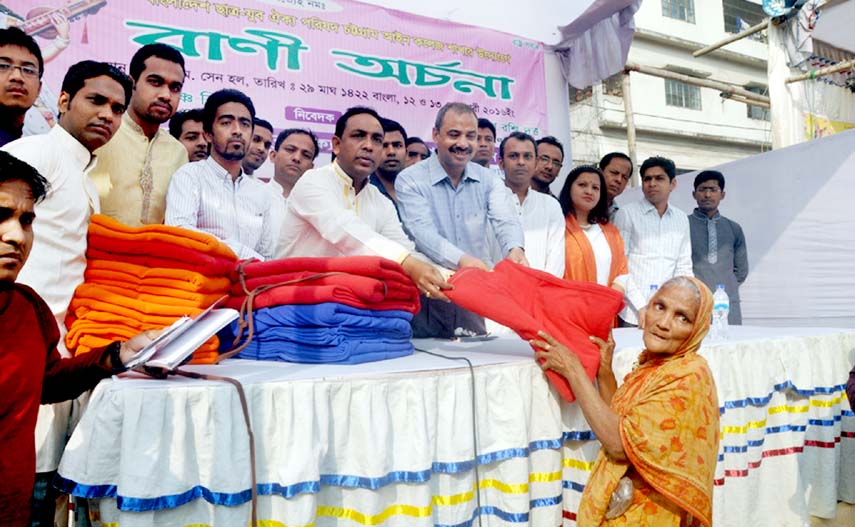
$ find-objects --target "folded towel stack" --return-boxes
[221,256,420,364]
[65,215,238,364]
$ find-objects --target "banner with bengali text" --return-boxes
[10,0,547,164]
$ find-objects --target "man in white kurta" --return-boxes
[1,60,130,516]
[277,106,450,299]
[495,132,564,278]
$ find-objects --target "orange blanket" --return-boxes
[72,332,218,364]
[88,214,237,261]
[69,284,215,319]
[85,260,231,294]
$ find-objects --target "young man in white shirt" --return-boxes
[165,89,276,260]
[614,156,693,328]
[496,131,564,277]
[277,106,450,299]
[267,128,318,247]
[2,59,132,526]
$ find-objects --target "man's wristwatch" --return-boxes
[107,341,127,373]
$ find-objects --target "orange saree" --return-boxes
[577,277,719,527]
[563,215,627,286]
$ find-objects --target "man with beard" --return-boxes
[242,117,273,176]
[169,108,209,161]
[90,44,188,226]
[530,136,563,198]
[472,117,495,168]
[496,131,564,277]
[369,118,406,210]
[598,152,632,218]
[166,89,275,259]
[396,102,526,337]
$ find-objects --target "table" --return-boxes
[56,327,855,526]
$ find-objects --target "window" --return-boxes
[665,79,701,110]
[662,0,695,23]
[569,85,593,104]
[723,0,767,42]
[602,73,624,97]
[745,85,770,121]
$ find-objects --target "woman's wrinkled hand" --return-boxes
[531,330,582,380]
[590,330,615,378]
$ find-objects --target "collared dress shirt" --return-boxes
[90,113,188,226]
[267,178,288,256]
[689,208,748,324]
[2,124,99,472]
[276,162,414,262]
[490,187,565,277]
[395,155,524,269]
[165,157,276,260]
[614,198,693,325]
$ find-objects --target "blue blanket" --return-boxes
[220,303,414,364]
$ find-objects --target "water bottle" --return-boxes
[648,284,659,302]
[711,284,730,341]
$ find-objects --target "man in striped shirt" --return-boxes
[165,89,276,259]
[613,156,693,328]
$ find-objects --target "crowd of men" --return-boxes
[0,25,750,526]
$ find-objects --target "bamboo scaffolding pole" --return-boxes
[786,58,855,84]
[621,72,639,187]
[693,20,769,58]
[624,62,771,104]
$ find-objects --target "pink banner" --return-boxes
[8,0,546,157]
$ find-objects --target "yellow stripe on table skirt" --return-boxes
[563,458,595,471]
[433,476,541,506]
[316,504,432,525]
[720,395,843,438]
[810,395,844,408]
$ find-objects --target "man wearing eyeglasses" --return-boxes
[530,136,564,198]
[0,28,44,147]
[599,152,633,219]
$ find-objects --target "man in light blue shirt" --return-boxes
[396,102,527,271]
[396,102,527,336]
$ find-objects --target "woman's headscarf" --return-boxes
[636,276,713,365]
[577,276,719,527]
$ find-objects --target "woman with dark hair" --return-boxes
[558,166,628,292]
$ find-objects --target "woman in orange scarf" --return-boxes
[532,276,719,526]
[559,166,628,292]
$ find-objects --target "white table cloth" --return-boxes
[56,327,855,526]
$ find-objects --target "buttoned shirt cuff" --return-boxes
[442,246,466,270]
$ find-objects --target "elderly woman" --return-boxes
[532,276,719,527]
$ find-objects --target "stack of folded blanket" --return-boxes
[221,256,420,364]
[65,215,237,364]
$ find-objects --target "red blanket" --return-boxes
[446,260,624,403]
[230,257,419,313]
[88,247,236,276]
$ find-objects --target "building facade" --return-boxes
[569,0,772,175]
